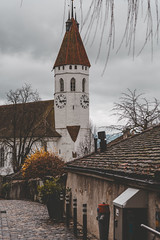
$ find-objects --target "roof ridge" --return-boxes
[0,99,54,108]
[107,124,160,149]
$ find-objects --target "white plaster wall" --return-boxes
[0,137,59,176]
[0,145,14,176]
[54,64,92,162]
[56,127,94,162]
[54,65,89,129]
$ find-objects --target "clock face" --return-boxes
[55,94,67,108]
[80,94,89,109]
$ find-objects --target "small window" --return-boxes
[0,147,4,167]
[59,149,61,154]
[82,78,86,92]
[75,65,77,69]
[69,65,72,70]
[85,66,87,70]
[71,78,76,91]
[60,78,64,92]
[63,66,65,70]
[82,66,84,70]
[58,66,60,70]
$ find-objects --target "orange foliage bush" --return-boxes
[22,149,65,179]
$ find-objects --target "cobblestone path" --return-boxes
[0,200,77,240]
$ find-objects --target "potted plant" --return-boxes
[38,177,65,220]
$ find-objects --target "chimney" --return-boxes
[94,138,98,153]
[123,128,131,139]
[98,131,107,152]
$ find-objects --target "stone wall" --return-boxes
[67,172,126,239]
[66,172,160,240]
[1,179,43,202]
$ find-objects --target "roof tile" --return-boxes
[54,18,90,68]
[67,125,160,180]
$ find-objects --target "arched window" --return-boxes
[60,78,64,92]
[71,78,76,91]
[82,78,86,92]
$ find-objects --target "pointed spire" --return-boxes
[54,18,91,68]
[71,0,74,18]
[68,8,70,20]
[75,7,77,21]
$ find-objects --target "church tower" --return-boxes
[53,1,92,161]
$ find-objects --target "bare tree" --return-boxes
[2,84,46,173]
[80,0,159,69]
[77,122,95,157]
[113,89,160,133]
[7,83,40,104]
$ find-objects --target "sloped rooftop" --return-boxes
[66,125,160,181]
[54,18,90,68]
[0,100,60,138]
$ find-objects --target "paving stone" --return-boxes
[0,200,77,240]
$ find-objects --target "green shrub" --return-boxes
[38,177,64,204]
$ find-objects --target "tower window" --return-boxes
[71,78,76,91]
[82,78,86,92]
[60,78,64,92]
[0,147,5,167]
[69,65,72,70]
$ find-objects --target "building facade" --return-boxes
[0,2,93,175]
[66,125,160,240]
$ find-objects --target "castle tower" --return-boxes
[53,1,92,161]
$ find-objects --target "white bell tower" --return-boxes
[53,1,92,161]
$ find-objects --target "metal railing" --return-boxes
[141,224,160,240]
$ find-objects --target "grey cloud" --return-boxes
[0,0,160,127]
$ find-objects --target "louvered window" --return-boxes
[71,78,76,92]
[82,78,86,92]
[60,78,64,92]
[71,78,76,91]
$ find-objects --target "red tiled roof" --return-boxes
[0,100,60,138]
[54,18,90,68]
[66,125,160,181]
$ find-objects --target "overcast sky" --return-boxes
[0,0,160,130]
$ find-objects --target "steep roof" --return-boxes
[0,100,60,138]
[66,125,160,182]
[54,18,90,68]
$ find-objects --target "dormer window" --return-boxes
[69,65,72,70]
[60,78,64,92]
[71,78,76,91]
[82,78,86,92]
